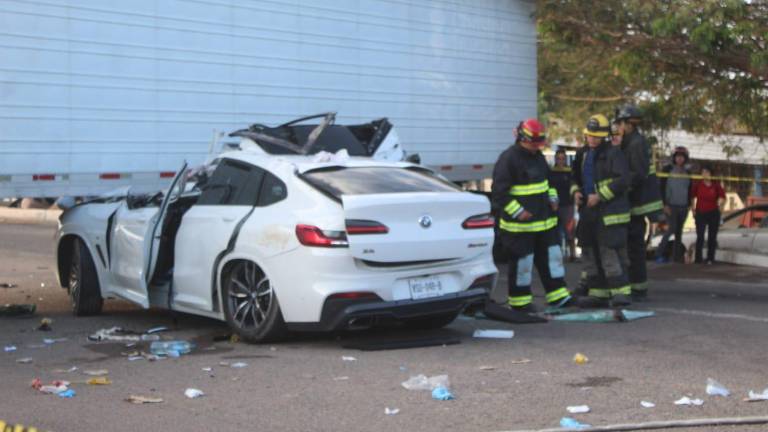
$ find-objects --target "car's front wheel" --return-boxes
[69,238,103,316]
[222,260,287,343]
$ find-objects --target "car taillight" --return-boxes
[327,292,382,301]
[462,213,495,229]
[345,219,389,235]
[295,224,349,248]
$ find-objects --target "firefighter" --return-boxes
[549,149,576,261]
[572,114,632,308]
[491,119,574,312]
[614,105,663,300]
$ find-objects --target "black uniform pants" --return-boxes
[627,215,648,292]
[695,210,720,262]
[578,209,630,298]
[502,228,570,307]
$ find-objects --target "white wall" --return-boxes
[0,0,536,190]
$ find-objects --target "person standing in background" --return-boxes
[691,167,725,264]
[549,149,577,261]
[656,146,692,263]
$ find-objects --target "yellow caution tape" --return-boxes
[656,172,768,183]
[0,421,43,432]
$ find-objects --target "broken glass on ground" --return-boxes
[402,374,450,391]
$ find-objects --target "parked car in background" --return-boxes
[648,204,768,266]
[54,131,497,342]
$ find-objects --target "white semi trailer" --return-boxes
[0,0,537,198]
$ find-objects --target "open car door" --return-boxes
[108,163,187,307]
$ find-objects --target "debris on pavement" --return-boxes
[573,353,589,364]
[431,386,455,401]
[745,389,768,402]
[202,367,213,372]
[89,327,141,342]
[184,388,205,399]
[510,358,532,365]
[560,417,591,429]
[87,377,112,385]
[230,362,248,368]
[37,318,53,331]
[0,303,36,317]
[402,374,450,391]
[83,369,108,376]
[479,365,496,371]
[57,389,76,398]
[341,356,357,362]
[31,378,70,394]
[126,395,164,404]
[641,400,656,408]
[52,366,78,373]
[706,378,731,397]
[550,309,656,322]
[675,396,704,406]
[0,282,18,288]
[472,329,515,339]
[16,357,33,364]
[384,407,400,415]
[269,346,277,352]
[150,341,194,357]
[4,345,17,352]
[145,326,168,334]
[567,405,590,414]
[333,376,349,381]
[43,337,67,345]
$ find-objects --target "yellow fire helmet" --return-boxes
[583,114,611,137]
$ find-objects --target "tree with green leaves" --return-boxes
[537,0,768,145]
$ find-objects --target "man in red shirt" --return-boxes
[691,166,726,264]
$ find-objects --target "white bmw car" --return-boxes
[55,117,497,342]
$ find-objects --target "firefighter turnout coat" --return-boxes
[621,129,663,218]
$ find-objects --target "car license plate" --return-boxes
[408,276,443,300]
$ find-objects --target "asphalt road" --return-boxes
[2,222,768,432]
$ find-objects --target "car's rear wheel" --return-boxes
[403,312,458,330]
[222,261,287,343]
[69,238,103,316]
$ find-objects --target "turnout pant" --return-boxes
[695,210,720,262]
[502,228,570,307]
[577,207,630,299]
[627,215,648,293]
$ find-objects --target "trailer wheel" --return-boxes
[69,238,103,316]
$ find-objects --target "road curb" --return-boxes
[0,207,62,225]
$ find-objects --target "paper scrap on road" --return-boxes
[675,396,704,406]
[87,377,112,385]
[202,367,213,372]
[567,405,590,414]
[83,369,108,376]
[184,388,205,399]
[745,388,768,402]
[479,365,496,371]
[472,329,514,339]
[510,358,532,364]
[341,356,357,362]
[230,362,248,368]
[385,407,400,415]
[4,345,16,352]
[641,400,656,408]
[52,366,78,373]
[126,395,164,404]
[16,357,33,364]
[402,374,450,391]
[333,376,349,381]
[706,378,731,397]
[43,337,68,345]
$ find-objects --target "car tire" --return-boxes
[69,238,104,316]
[403,312,458,330]
[222,260,287,343]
